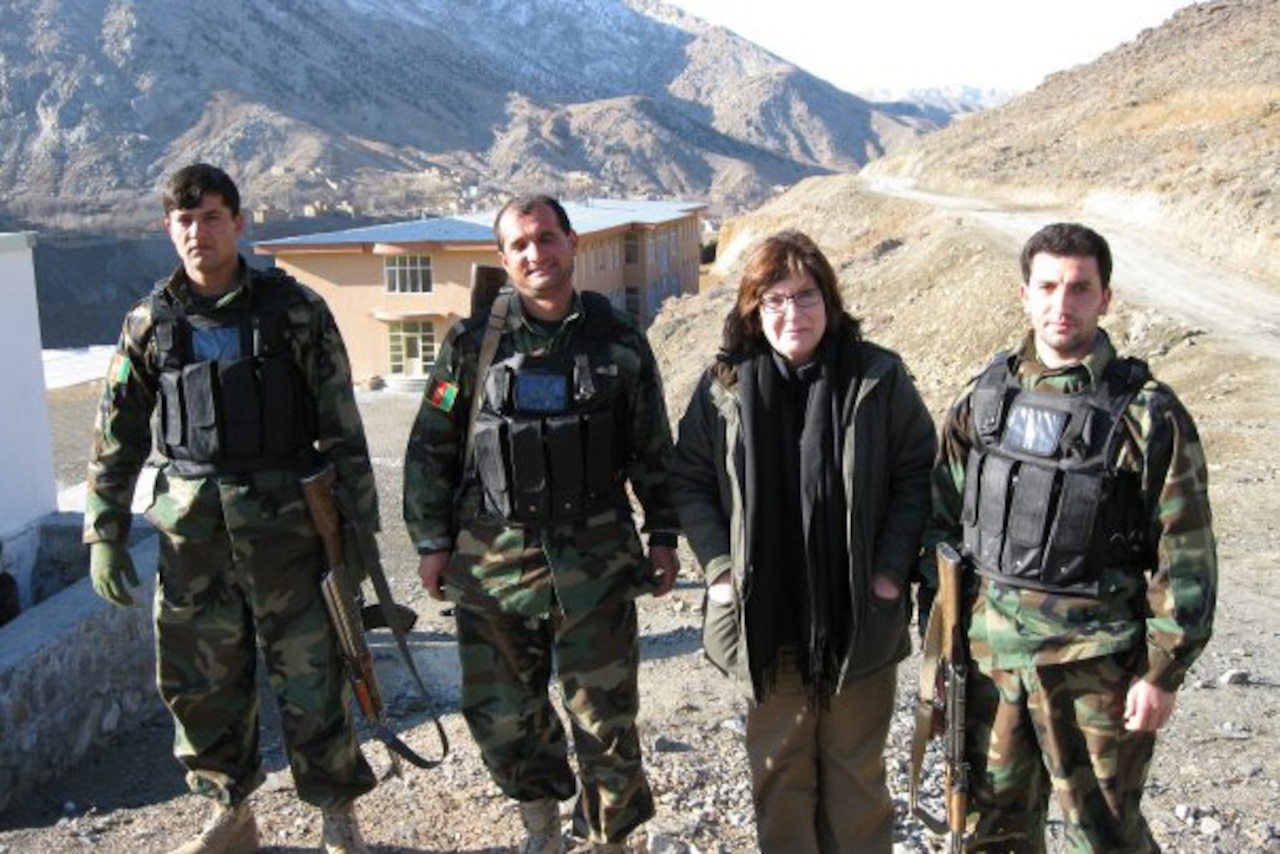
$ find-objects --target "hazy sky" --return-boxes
[664,0,1198,93]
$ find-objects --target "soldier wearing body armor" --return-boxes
[919,222,1217,851]
[85,164,377,854]
[404,195,680,853]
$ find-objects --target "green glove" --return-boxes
[90,541,140,607]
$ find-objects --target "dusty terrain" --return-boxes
[861,0,1280,283]
[3,171,1279,853]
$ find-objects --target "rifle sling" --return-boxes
[335,491,450,768]
[910,597,950,837]
[462,289,512,477]
[373,722,439,771]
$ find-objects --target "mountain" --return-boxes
[0,0,949,235]
[856,86,1013,115]
[863,0,1280,282]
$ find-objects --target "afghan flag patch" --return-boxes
[427,378,458,412]
[111,354,131,385]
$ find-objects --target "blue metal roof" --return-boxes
[255,198,705,251]
[256,217,494,248]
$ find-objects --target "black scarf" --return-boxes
[740,332,852,704]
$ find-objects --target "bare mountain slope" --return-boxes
[864,0,1280,281]
[0,0,945,231]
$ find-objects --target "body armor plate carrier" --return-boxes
[961,353,1152,595]
[466,292,627,527]
[151,270,317,477]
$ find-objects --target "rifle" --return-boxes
[910,542,970,853]
[301,466,447,774]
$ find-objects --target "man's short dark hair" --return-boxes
[493,194,573,249]
[163,163,241,218]
[1020,222,1112,287]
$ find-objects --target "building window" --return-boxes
[384,255,432,294]
[624,233,639,265]
[388,321,436,376]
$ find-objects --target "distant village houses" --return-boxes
[254,199,706,389]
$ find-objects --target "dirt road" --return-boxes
[865,176,1280,364]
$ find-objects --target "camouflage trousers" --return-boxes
[964,651,1158,853]
[154,524,376,808]
[454,597,655,845]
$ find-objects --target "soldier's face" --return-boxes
[496,204,578,303]
[164,193,244,286]
[1020,253,1111,368]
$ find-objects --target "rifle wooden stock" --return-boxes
[320,567,384,718]
[937,542,970,852]
[302,466,448,771]
[911,542,970,853]
[301,466,404,774]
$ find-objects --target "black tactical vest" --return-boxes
[150,270,317,476]
[466,292,628,527]
[961,353,1152,595]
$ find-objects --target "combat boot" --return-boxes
[517,798,563,854]
[320,802,369,854]
[168,801,257,854]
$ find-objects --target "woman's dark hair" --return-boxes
[721,230,858,357]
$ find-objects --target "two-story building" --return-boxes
[253,198,705,388]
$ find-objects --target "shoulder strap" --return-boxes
[579,289,616,338]
[1105,356,1151,392]
[971,350,1015,443]
[1098,356,1152,474]
[462,289,513,476]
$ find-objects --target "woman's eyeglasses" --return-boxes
[760,288,822,313]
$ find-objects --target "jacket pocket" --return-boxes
[702,585,741,676]
[856,591,911,673]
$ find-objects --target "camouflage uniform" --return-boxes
[921,330,1217,852]
[403,291,678,844]
[85,260,377,808]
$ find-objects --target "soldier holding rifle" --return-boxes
[85,164,379,853]
[918,222,1217,851]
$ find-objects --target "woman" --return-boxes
[670,231,936,852]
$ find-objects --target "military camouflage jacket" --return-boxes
[921,331,1217,692]
[402,290,679,617]
[84,260,379,546]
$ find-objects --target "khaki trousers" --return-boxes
[745,660,897,853]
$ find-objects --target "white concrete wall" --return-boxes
[0,232,58,605]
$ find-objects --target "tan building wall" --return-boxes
[274,244,493,385]
[261,208,703,386]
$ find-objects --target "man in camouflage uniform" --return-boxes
[404,194,680,853]
[920,222,1217,852]
[85,164,377,854]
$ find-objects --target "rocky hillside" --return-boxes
[0,0,947,233]
[863,0,1280,282]
[651,176,1194,421]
